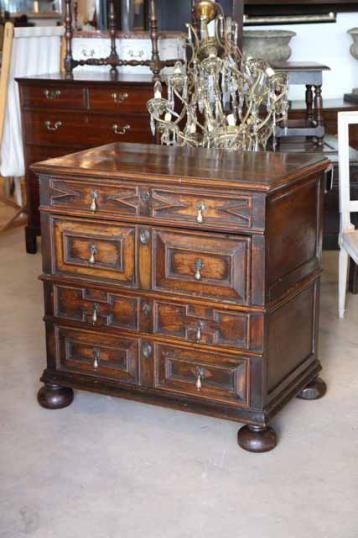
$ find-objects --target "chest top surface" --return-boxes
[32,142,331,193]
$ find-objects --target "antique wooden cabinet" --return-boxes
[32,142,330,452]
[17,72,155,254]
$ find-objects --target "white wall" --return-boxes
[250,12,358,100]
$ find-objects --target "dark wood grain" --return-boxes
[35,141,330,452]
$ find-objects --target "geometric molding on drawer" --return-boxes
[54,284,140,330]
[57,327,139,383]
[53,218,136,284]
[153,300,263,351]
[218,197,252,226]
[154,343,249,406]
[153,229,250,304]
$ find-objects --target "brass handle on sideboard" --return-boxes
[111,91,129,103]
[44,89,61,100]
[112,124,131,136]
[44,120,63,132]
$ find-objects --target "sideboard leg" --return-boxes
[25,226,37,254]
[237,424,277,453]
[37,383,74,409]
[297,376,327,400]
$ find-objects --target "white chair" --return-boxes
[338,110,358,318]
[0,23,64,231]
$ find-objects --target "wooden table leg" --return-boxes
[305,84,314,124]
[349,258,358,294]
[314,84,324,146]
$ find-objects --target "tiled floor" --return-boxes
[0,227,357,538]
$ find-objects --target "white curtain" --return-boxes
[0,26,64,178]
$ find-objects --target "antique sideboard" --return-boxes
[17,72,155,254]
[32,142,330,453]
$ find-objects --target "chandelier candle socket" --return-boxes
[147,0,289,151]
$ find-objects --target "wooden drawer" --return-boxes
[23,110,153,147]
[86,114,154,145]
[88,85,153,113]
[48,282,263,352]
[154,343,249,406]
[52,218,136,286]
[52,283,141,332]
[44,180,262,232]
[55,326,139,383]
[152,299,263,352]
[21,85,85,110]
[153,229,251,304]
[149,188,261,231]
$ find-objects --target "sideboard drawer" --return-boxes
[21,85,85,110]
[89,85,153,113]
[53,218,136,286]
[86,114,154,144]
[154,343,249,406]
[23,110,88,147]
[24,111,153,147]
[153,229,251,304]
[56,326,140,383]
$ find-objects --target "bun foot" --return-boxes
[297,377,327,400]
[237,424,277,453]
[38,384,74,409]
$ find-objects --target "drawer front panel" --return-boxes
[53,218,136,285]
[49,282,263,351]
[21,85,85,109]
[23,110,88,146]
[54,284,140,331]
[44,181,263,233]
[56,326,139,383]
[153,230,250,304]
[47,179,142,217]
[150,189,261,231]
[154,343,249,405]
[86,114,154,144]
[23,111,154,147]
[89,85,153,113]
[153,300,263,351]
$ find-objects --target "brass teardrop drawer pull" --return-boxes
[93,348,100,369]
[90,191,98,213]
[195,367,205,391]
[194,259,204,281]
[89,244,97,264]
[112,124,131,135]
[196,202,206,223]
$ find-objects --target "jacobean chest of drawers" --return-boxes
[33,142,330,453]
[17,72,155,254]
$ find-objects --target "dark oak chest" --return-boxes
[33,142,330,452]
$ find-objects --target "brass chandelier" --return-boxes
[147,0,289,151]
